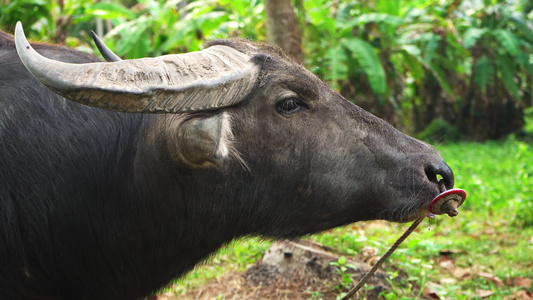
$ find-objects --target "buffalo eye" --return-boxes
[276,97,307,114]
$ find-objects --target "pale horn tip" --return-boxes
[14,21,37,72]
[14,21,29,51]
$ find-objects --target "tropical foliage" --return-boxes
[1,0,532,140]
[298,0,533,139]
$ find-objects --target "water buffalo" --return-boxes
[0,22,454,299]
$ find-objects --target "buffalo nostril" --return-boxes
[425,161,455,190]
[441,200,459,217]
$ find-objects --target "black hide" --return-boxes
[0,31,453,299]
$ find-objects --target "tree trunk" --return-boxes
[265,0,302,62]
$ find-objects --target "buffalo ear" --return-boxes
[173,112,233,168]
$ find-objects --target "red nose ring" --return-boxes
[429,188,467,217]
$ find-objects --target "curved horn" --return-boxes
[90,30,122,62]
[15,22,259,113]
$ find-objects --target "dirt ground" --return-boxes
[152,240,400,300]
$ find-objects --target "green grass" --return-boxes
[170,237,272,295]
[170,137,533,299]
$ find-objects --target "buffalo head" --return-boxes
[14,22,453,239]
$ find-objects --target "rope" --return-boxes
[340,217,425,300]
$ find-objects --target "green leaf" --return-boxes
[492,29,520,57]
[344,13,402,30]
[524,55,533,77]
[128,34,150,59]
[228,0,248,16]
[114,18,151,58]
[343,38,387,95]
[401,49,425,82]
[423,33,440,65]
[305,0,329,26]
[194,11,229,34]
[401,44,421,57]
[376,0,400,16]
[338,256,346,265]
[509,15,533,44]
[161,23,194,52]
[324,45,348,89]
[428,62,453,96]
[496,56,520,99]
[86,2,137,20]
[473,56,494,92]
[462,27,488,49]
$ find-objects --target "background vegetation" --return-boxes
[1,0,532,140]
[1,0,532,298]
